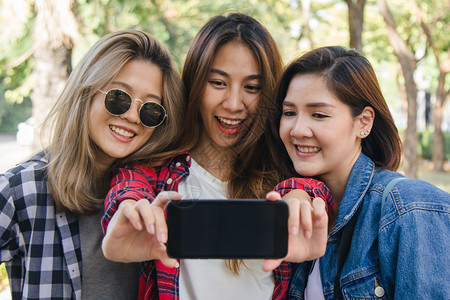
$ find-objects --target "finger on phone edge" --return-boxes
[262,258,282,272]
[153,206,168,243]
[153,191,182,208]
[265,191,281,201]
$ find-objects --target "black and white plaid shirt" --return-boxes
[0,152,82,299]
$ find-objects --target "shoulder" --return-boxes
[1,151,48,191]
[274,177,327,190]
[167,152,191,169]
[159,152,191,179]
[392,178,449,213]
[1,151,50,213]
[273,177,333,212]
[369,170,450,228]
[371,170,449,208]
[124,152,190,174]
[112,152,191,183]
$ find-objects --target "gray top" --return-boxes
[79,209,139,299]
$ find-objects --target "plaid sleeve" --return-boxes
[0,173,19,261]
[273,178,333,215]
[101,166,159,233]
[272,261,291,299]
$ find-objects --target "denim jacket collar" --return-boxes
[329,153,375,237]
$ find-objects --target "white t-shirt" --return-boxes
[304,259,325,300]
[177,159,274,300]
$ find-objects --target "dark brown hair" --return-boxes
[268,46,402,178]
[180,13,284,273]
[181,13,284,199]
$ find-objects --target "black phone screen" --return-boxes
[166,199,288,259]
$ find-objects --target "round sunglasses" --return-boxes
[99,89,167,128]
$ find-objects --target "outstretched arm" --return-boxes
[102,191,181,268]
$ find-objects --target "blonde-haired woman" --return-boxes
[0,29,185,299]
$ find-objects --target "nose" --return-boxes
[120,99,142,125]
[290,115,312,138]
[221,86,245,112]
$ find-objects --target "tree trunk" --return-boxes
[432,72,447,171]
[376,0,418,178]
[31,0,77,150]
[301,0,314,50]
[345,0,366,54]
[411,1,449,172]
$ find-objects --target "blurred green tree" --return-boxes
[0,0,448,172]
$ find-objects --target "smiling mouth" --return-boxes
[215,116,245,135]
[110,125,136,138]
[216,116,244,126]
[296,146,321,153]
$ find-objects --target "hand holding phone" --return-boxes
[166,199,288,259]
[262,190,328,272]
[102,191,181,268]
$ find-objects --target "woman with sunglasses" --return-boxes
[102,14,331,299]
[0,29,185,299]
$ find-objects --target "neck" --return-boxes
[91,150,114,194]
[191,143,236,181]
[324,148,362,231]
[321,166,354,232]
[96,158,113,176]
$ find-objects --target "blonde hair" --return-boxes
[43,30,185,214]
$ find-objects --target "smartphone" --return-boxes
[166,199,288,259]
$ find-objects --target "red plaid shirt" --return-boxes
[102,152,333,300]
[273,177,333,214]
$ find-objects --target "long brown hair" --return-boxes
[268,46,402,179]
[43,30,185,214]
[181,13,284,273]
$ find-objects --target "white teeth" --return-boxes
[110,125,135,138]
[296,146,320,153]
[217,117,243,125]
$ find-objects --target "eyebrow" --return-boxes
[110,81,162,101]
[210,69,261,80]
[282,100,336,108]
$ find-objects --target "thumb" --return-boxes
[262,258,283,272]
[153,191,181,208]
[159,256,180,269]
[266,191,282,202]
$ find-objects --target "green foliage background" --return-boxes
[1,0,448,134]
[419,130,450,161]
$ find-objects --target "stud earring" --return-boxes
[360,130,370,136]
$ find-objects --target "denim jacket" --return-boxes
[289,153,450,299]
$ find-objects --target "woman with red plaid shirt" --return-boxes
[102,14,333,300]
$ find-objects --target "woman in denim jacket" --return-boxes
[268,46,450,299]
